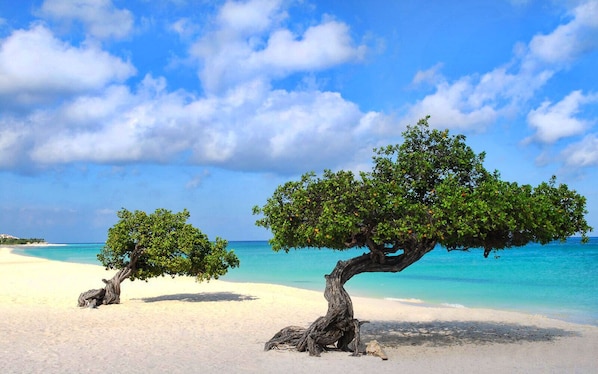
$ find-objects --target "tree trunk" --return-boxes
[265,241,436,356]
[78,245,142,308]
[78,267,132,308]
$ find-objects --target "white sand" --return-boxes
[1,246,597,373]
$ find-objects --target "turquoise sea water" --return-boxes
[13,238,598,326]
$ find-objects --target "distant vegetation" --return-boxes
[0,237,46,245]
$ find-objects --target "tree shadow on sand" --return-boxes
[361,321,579,348]
[137,292,258,303]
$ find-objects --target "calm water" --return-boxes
[14,238,598,326]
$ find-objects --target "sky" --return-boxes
[0,0,597,243]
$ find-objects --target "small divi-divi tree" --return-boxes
[253,117,591,356]
[78,208,239,308]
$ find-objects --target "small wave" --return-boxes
[384,297,425,304]
[441,303,466,308]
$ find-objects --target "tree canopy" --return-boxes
[255,117,591,258]
[255,117,592,355]
[79,208,239,307]
[98,208,239,282]
[254,118,591,355]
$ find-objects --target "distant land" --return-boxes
[0,234,46,245]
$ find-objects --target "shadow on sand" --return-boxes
[137,292,258,303]
[361,320,579,347]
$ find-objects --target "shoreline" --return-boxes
[3,242,67,247]
[10,243,598,327]
[1,246,597,373]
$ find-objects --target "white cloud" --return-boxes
[170,18,199,39]
[249,21,366,72]
[411,63,444,86]
[0,24,135,106]
[185,169,211,189]
[528,0,598,65]
[38,0,134,40]
[403,0,597,133]
[562,134,598,167]
[526,90,598,143]
[217,0,286,35]
[27,76,194,165]
[0,124,24,169]
[3,71,385,174]
[191,0,366,94]
[404,56,554,132]
[404,76,499,131]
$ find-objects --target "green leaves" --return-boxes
[254,116,592,257]
[254,170,364,251]
[99,208,239,281]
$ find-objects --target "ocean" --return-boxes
[13,238,598,326]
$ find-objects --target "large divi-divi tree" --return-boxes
[78,208,240,307]
[253,117,591,356]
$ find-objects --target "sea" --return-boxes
[13,238,598,326]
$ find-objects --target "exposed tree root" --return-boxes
[78,268,131,307]
[265,244,435,356]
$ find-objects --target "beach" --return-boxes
[1,246,597,373]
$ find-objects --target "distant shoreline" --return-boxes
[2,243,67,247]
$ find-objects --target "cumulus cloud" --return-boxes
[218,0,286,35]
[405,66,522,132]
[0,24,135,107]
[27,76,196,165]
[403,0,597,132]
[528,0,598,65]
[37,0,134,40]
[2,0,374,175]
[12,0,592,177]
[249,21,366,71]
[405,75,499,130]
[0,0,376,175]
[562,134,598,167]
[191,0,366,94]
[2,71,384,174]
[526,90,598,144]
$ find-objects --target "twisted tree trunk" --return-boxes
[78,267,132,307]
[78,245,142,308]
[265,241,436,356]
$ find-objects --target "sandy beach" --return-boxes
[1,246,596,373]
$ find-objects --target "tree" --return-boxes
[253,117,591,356]
[78,208,240,307]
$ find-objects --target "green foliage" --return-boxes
[0,237,46,245]
[254,117,592,256]
[98,208,239,281]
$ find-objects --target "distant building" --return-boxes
[0,234,19,239]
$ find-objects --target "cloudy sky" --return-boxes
[1,0,597,243]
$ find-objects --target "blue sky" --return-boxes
[1,0,597,243]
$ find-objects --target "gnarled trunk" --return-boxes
[265,242,436,356]
[79,244,142,308]
[78,267,132,308]
[264,257,361,356]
